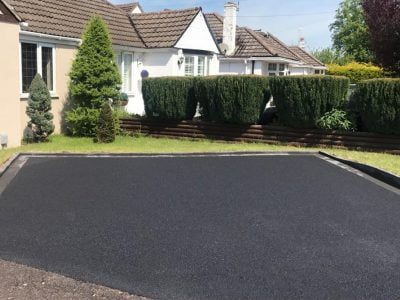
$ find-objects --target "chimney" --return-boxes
[223,2,237,56]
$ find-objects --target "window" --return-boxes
[185,56,195,76]
[268,63,277,71]
[268,63,287,76]
[116,52,134,93]
[185,55,208,76]
[42,47,53,90]
[21,42,55,94]
[198,56,206,76]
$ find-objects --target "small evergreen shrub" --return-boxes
[316,109,355,131]
[26,74,55,142]
[142,77,197,120]
[95,102,116,143]
[350,79,400,135]
[195,75,270,124]
[327,62,386,83]
[269,76,350,128]
[65,107,100,137]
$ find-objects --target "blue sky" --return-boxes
[111,0,342,50]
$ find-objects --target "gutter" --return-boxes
[20,30,81,45]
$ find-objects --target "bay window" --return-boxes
[116,52,134,93]
[185,56,195,76]
[21,42,55,94]
[268,63,287,76]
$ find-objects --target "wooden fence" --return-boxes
[120,118,400,154]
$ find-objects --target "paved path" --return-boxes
[0,154,399,299]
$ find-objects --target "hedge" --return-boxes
[327,62,386,83]
[142,77,197,120]
[269,76,350,128]
[195,75,270,124]
[351,79,400,135]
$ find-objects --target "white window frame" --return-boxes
[20,41,56,98]
[268,63,288,77]
[184,55,209,77]
[116,52,134,95]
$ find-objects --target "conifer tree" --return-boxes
[26,74,54,142]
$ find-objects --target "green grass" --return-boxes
[1,135,399,175]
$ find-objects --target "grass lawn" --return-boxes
[1,135,399,176]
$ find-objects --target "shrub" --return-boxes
[25,74,55,142]
[350,79,400,135]
[327,62,386,83]
[316,109,355,131]
[142,77,197,120]
[65,107,100,137]
[195,75,270,124]
[269,76,350,128]
[95,102,116,143]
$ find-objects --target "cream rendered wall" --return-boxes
[19,44,76,137]
[0,22,21,148]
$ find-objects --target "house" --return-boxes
[0,0,324,148]
[205,2,326,77]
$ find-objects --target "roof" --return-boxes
[130,7,201,48]
[205,13,299,61]
[0,0,21,22]
[6,0,145,48]
[288,46,325,67]
[116,2,143,14]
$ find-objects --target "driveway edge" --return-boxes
[319,151,400,190]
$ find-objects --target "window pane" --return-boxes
[185,56,194,76]
[123,53,132,92]
[197,56,205,76]
[279,72,285,76]
[42,47,53,90]
[269,73,277,77]
[279,64,285,71]
[268,63,277,71]
[21,43,37,93]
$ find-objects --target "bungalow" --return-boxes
[0,0,324,148]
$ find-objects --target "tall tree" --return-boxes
[311,48,352,65]
[330,0,374,63]
[26,74,55,142]
[69,15,121,110]
[363,0,400,75]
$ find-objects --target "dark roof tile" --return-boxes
[288,46,325,67]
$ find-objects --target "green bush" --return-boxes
[327,62,386,83]
[350,79,400,135]
[65,107,100,137]
[26,74,55,142]
[142,77,197,120]
[269,76,350,128]
[195,75,270,124]
[95,102,116,143]
[316,109,355,131]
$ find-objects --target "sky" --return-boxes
[111,0,342,50]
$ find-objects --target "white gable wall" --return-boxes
[175,12,219,54]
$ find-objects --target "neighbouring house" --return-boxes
[0,0,324,148]
[205,2,326,77]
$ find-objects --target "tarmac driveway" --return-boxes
[0,153,399,299]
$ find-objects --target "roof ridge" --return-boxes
[135,6,200,16]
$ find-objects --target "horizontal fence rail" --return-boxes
[120,118,400,154]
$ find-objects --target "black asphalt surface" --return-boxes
[0,154,400,299]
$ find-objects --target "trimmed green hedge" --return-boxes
[327,62,386,83]
[351,79,400,135]
[142,77,197,120]
[195,75,270,124]
[269,76,350,128]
